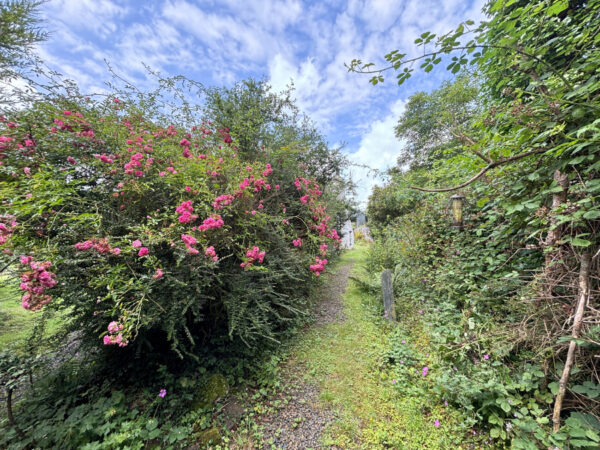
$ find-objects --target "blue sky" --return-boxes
[36,0,485,207]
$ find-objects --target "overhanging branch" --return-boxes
[410,149,545,192]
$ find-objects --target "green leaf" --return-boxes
[583,211,600,220]
[547,0,568,16]
[571,237,592,247]
[146,419,158,431]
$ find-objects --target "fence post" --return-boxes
[381,269,395,322]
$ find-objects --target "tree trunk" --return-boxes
[542,170,569,300]
[552,251,591,432]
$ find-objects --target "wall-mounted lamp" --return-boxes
[450,194,465,230]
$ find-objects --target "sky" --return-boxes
[37,0,485,208]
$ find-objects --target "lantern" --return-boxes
[450,194,465,230]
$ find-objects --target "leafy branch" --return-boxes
[410,149,546,192]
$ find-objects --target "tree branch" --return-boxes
[410,149,545,192]
[348,44,574,91]
[435,118,492,164]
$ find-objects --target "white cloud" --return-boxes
[34,0,487,208]
[44,0,128,38]
[347,99,406,208]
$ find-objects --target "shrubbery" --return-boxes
[0,96,344,358]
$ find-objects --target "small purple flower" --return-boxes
[401,340,406,344]
[400,360,404,364]
[158,389,167,398]
[444,400,448,407]
[392,379,397,384]
[483,354,489,360]
[422,366,429,376]
[421,298,425,302]
[434,419,440,427]
[418,310,423,315]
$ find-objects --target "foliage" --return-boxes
[358,0,600,445]
[0,0,47,79]
[394,74,480,170]
[0,5,352,446]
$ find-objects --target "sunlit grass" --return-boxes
[0,275,65,350]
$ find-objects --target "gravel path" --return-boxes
[259,261,354,449]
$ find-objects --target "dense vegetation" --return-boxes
[3,0,600,448]
[0,2,353,448]
[354,0,600,447]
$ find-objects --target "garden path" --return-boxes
[251,244,452,449]
[257,259,354,449]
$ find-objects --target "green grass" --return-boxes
[288,243,465,448]
[0,279,64,350]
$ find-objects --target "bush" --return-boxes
[0,96,343,360]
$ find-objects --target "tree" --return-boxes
[202,78,349,188]
[394,74,480,170]
[0,0,47,78]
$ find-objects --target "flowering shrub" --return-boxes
[0,96,342,356]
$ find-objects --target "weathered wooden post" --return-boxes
[381,269,395,322]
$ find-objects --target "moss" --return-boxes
[193,373,229,410]
[195,427,221,447]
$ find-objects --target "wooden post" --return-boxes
[382,269,395,322]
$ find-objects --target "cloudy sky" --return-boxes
[37,0,485,207]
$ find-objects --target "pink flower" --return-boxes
[293,238,302,247]
[153,268,164,279]
[158,389,167,398]
[24,167,30,175]
[483,354,489,360]
[67,156,77,164]
[434,419,440,428]
[181,234,197,247]
[241,246,266,268]
[107,321,122,333]
[422,366,428,376]
[112,247,121,255]
[205,246,218,261]
[132,240,142,249]
[138,247,149,257]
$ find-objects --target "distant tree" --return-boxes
[0,0,47,78]
[394,74,480,170]
[202,78,348,187]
